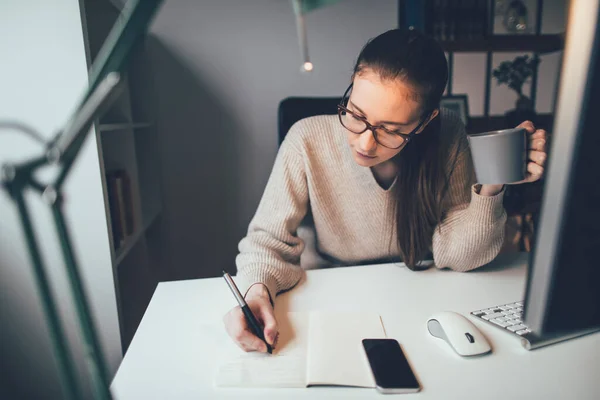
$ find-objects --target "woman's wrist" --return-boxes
[245,283,272,303]
[478,184,505,197]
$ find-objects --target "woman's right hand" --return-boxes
[223,283,278,352]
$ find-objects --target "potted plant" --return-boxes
[492,54,540,126]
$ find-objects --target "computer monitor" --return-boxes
[523,0,600,343]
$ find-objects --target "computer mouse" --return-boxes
[427,311,491,357]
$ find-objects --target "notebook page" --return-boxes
[214,312,309,388]
[306,312,385,387]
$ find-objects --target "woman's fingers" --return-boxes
[517,120,536,133]
[528,150,546,166]
[509,123,548,185]
[259,305,279,346]
[519,122,547,149]
[529,138,546,151]
[530,128,547,140]
[239,331,268,353]
[527,160,544,180]
[223,306,268,353]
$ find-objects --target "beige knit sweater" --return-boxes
[236,109,507,299]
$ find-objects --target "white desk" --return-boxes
[111,253,600,399]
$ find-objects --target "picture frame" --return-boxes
[440,94,469,127]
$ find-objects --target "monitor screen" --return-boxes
[524,0,600,336]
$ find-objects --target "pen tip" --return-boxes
[222,270,227,276]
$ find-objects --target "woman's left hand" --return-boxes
[478,120,547,196]
[511,120,547,185]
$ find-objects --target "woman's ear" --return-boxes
[415,108,439,134]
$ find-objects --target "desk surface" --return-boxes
[111,253,600,399]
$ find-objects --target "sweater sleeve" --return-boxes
[235,135,308,300]
[432,123,507,272]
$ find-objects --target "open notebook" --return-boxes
[215,311,386,388]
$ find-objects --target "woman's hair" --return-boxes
[353,28,456,270]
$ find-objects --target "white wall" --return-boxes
[0,0,121,398]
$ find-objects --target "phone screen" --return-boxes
[362,339,420,392]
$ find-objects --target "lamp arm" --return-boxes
[0,72,123,400]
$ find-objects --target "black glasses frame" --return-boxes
[337,83,430,149]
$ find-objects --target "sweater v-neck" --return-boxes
[370,164,398,192]
[343,142,398,193]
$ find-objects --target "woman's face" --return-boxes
[344,69,436,167]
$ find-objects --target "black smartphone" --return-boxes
[362,338,420,394]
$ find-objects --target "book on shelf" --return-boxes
[408,0,490,41]
[105,169,135,251]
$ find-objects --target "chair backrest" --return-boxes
[277,96,342,145]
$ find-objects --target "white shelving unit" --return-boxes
[79,0,165,350]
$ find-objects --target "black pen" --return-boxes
[222,270,272,354]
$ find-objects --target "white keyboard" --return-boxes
[471,301,533,338]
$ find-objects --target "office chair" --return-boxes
[277,96,342,145]
[277,96,341,269]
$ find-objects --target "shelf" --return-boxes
[115,228,143,266]
[98,122,151,132]
[439,34,564,54]
[114,208,161,266]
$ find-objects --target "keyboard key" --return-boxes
[482,313,504,320]
[508,324,527,332]
[471,302,529,334]
[491,319,512,327]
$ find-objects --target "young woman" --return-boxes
[224,29,547,352]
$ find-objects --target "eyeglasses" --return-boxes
[337,84,430,149]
